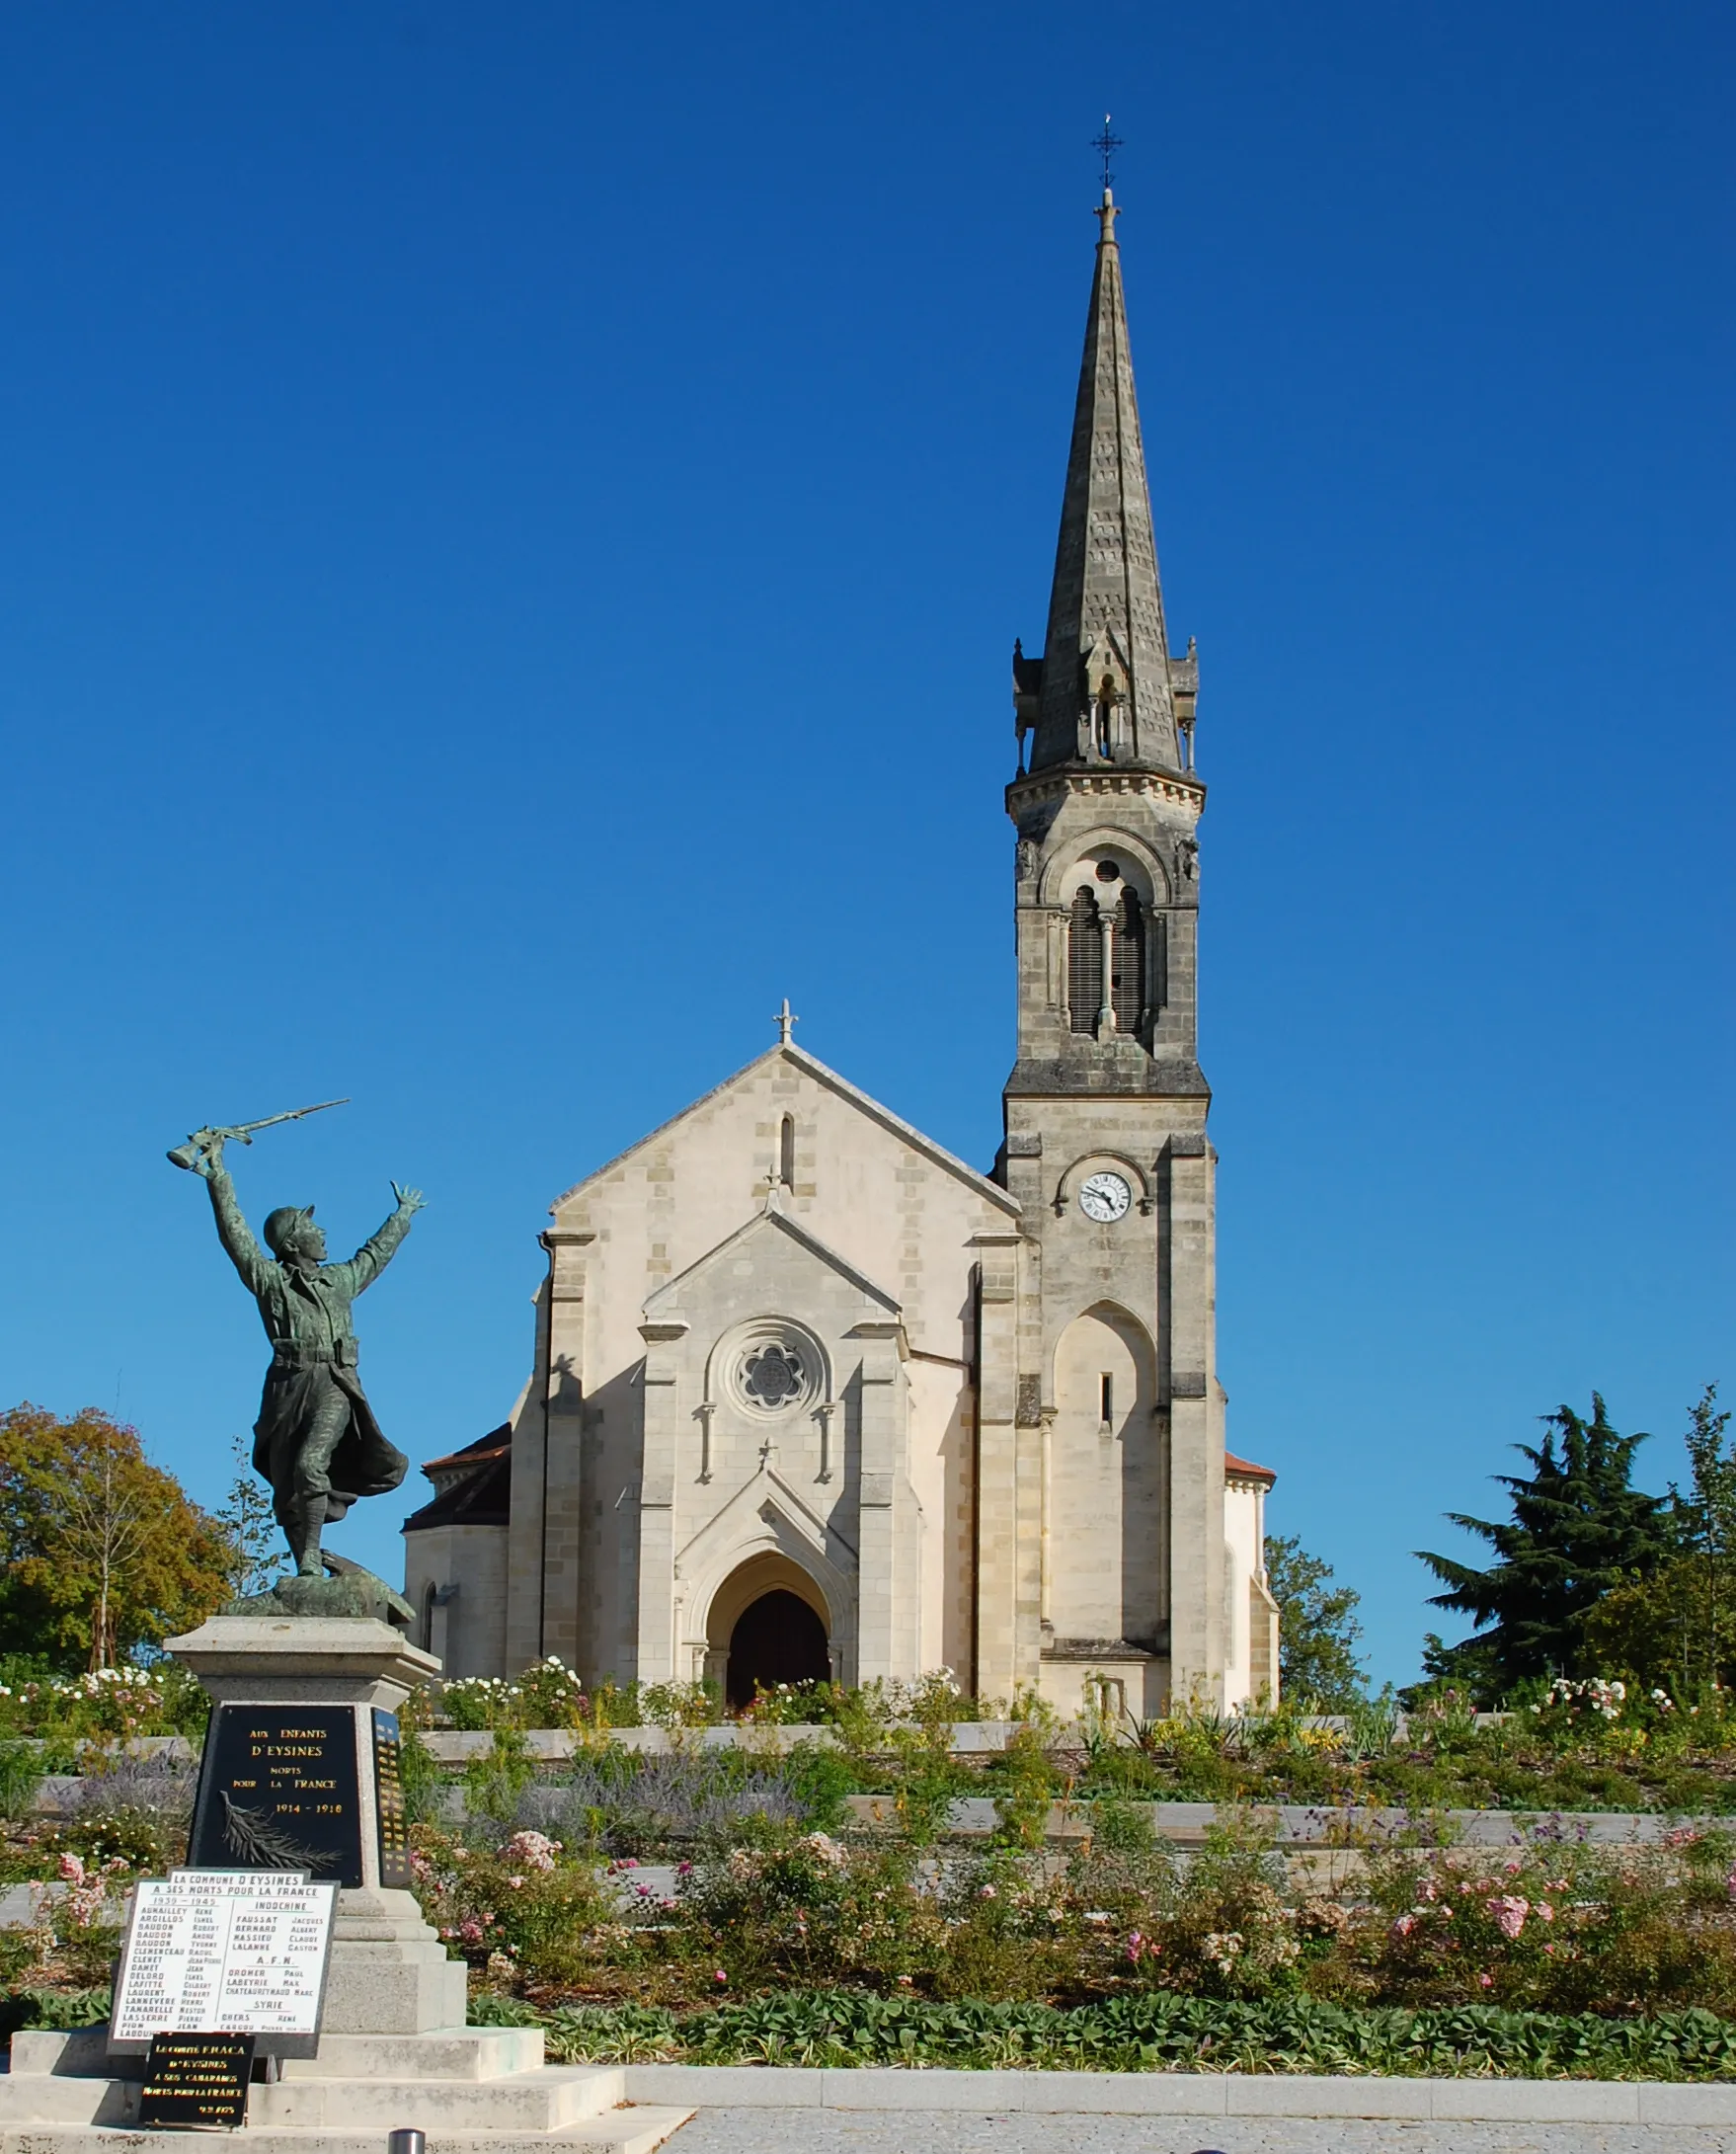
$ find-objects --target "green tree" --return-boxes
[1416,1395,1673,1703]
[0,1404,233,1667]
[212,1433,281,1601]
[1582,1385,1731,1692]
[1264,1534,1367,1708]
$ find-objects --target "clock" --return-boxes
[1077,1170,1133,1223]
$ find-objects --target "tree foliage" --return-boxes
[0,1405,232,1668]
[1583,1386,1732,1691]
[212,1433,281,1601]
[1263,1533,1367,1708]
[1416,1395,1674,1703]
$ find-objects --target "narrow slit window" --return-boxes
[1099,1373,1114,1427]
[779,1115,796,1187]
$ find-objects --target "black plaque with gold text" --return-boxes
[190,1709,363,1886]
[137,2031,255,2130]
[371,1709,411,1886]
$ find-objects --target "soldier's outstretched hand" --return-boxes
[391,1182,427,1214]
[191,1133,225,1179]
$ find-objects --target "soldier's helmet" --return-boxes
[263,1204,317,1258]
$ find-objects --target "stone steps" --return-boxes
[1,2026,693,2151]
[0,2118,694,2154]
[11,2028,549,2086]
[252,2063,617,2130]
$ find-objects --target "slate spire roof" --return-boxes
[1019,190,1191,776]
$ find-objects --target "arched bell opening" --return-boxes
[704,1554,831,1711]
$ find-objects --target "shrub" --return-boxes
[1331,1826,1736,2017]
[518,1749,813,1854]
[409,1826,616,1989]
[680,1823,945,1991]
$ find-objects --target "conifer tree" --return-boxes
[1416,1395,1672,1701]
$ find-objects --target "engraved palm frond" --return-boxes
[218,1792,323,1870]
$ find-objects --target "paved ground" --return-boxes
[671,2109,1736,2154]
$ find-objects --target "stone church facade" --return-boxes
[404,188,1281,1715]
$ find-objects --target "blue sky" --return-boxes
[1,2,1729,1688]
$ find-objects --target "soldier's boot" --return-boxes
[287,1503,325,1578]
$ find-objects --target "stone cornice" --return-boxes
[1006,764,1206,815]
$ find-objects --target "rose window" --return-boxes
[727,1326,820,1416]
[742,1343,804,1408]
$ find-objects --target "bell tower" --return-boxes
[999,187,1225,1708]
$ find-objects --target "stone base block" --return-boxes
[320,1886,470,2034]
[322,1949,470,2035]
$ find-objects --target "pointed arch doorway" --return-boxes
[705,1554,832,1711]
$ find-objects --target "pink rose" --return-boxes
[1486,1895,1529,1941]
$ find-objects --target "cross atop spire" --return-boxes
[773,997,798,1046]
[1092,114,1123,194]
[1016,178,1189,777]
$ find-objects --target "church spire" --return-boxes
[1016,188,1192,775]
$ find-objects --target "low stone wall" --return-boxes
[413,1713,1510,1763]
[842,1794,1687,1846]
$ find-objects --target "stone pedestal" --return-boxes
[164,1615,464,2035]
[0,1617,693,2149]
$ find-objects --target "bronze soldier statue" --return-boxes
[184,1132,425,1579]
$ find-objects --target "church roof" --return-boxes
[1224,1451,1277,1488]
[550,1043,1020,1218]
[1023,191,1188,777]
[402,1422,513,1532]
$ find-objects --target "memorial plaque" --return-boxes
[111,1871,337,2057]
[190,1708,363,1885]
[137,2031,255,2130]
[371,1709,411,1886]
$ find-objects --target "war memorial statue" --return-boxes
[171,1105,424,1619]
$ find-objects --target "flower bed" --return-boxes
[7,1662,1736,2051]
[385,1789,1736,2022]
[401,1668,1736,1818]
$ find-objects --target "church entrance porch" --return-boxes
[701,1553,833,1708]
[726,1589,829,1709]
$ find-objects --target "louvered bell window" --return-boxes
[1068,888,1101,1034]
[1112,890,1144,1037]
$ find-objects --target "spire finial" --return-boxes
[1093,114,1123,193]
[773,997,798,1047]
[1092,114,1123,239]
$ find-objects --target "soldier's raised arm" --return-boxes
[343,1181,426,1295]
[193,1137,272,1294]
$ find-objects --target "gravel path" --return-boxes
[671,2108,1736,2154]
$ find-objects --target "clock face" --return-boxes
[1078,1170,1133,1223]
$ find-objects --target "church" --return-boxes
[403,187,1281,1716]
